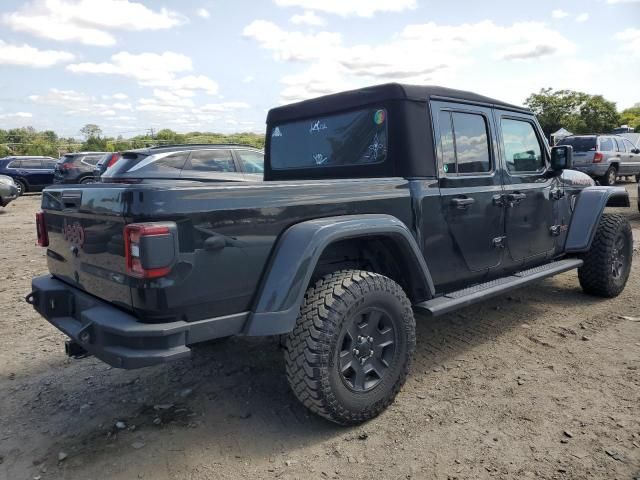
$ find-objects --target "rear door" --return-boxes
[622,138,640,175]
[41,158,57,186]
[495,111,557,265]
[20,158,48,187]
[613,137,630,174]
[598,137,620,173]
[432,101,505,283]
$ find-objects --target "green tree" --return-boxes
[524,88,620,136]
[80,124,102,139]
[620,104,640,131]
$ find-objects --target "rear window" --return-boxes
[186,150,236,172]
[599,138,614,152]
[21,159,43,168]
[269,107,388,170]
[121,152,189,175]
[81,154,104,166]
[558,137,596,152]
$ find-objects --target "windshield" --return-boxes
[557,136,596,152]
[270,107,388,170]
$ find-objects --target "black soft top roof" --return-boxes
[267,83,528,123]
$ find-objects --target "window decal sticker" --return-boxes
[373,109,386,125]
[365,133,386,161]
[313,153,328,165]
[272,126,283,137]
[309,120,328,134]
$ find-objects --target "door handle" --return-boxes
[506,192,526,204]
[450,197,475,209]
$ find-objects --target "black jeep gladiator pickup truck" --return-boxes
[28,84,632,425]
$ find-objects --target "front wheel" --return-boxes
[578,213,632,297]
[284,270,415,425]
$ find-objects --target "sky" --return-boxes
[0,0,638,138]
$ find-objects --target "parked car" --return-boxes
[100,144,264,183]
[0,156,57,195]
[28,83,632,425]
[53,152,108,184]
[557,134,640,185]
[92,152,121,180]
[0,174,19,207]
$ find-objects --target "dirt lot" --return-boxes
[0,187,639,480]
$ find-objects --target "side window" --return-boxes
[43,160,57,169]
[138,152,189,173]
[438,111,491,175]
[623,139,636,151]
[21,159,43,169]
[452,113,491,174]
[82,155,103,166]
[236,150,264,174]
[187,150,236,172]
[500,118,544,173]
[614,138,626,152]
[7,160,21,168]
[599,137,614,152]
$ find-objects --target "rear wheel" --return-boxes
[600,165,617,186]
[14,180,26,196]
[578,213,632,297]
[79,177,94,184]
[284,270,415,425]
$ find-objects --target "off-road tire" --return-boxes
[578,213,632,297]
[284,270,415,425]
[600,165,617,186]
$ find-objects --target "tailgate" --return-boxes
[41,187,132,310]
[572,151,595,165]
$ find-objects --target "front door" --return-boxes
[431,101,505,287]
[494,111,557,264]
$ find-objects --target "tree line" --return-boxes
[1,88,638,157]
[0,125,265,158]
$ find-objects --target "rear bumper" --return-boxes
[28,275,247,369]
[573,164,609,177]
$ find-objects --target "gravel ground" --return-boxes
[0,186,639,480]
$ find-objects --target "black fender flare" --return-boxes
[564,186,629,253]
[244,214,434,336]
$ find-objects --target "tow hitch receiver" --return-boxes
[65,340,90,359]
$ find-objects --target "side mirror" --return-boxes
[631,148,640,154]
[550,145,573,172]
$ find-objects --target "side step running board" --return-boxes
[414,258,583,317]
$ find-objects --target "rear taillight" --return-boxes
[35,211,49,247]
[593,152,604,163]
[106,153,121,168]
[124,223,176,278]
